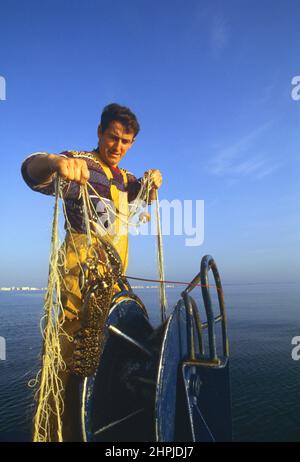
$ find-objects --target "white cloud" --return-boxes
[208,122,281,180]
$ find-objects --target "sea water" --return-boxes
[0,283,300,442]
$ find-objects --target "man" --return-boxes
[22,103,162,316]
[21,103,162,440]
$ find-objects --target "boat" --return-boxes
[78,254,232,442]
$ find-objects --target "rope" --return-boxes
[154,189,167,322]
[125,275,223,292]
[86,177,153,227]
[32,175,66,442]
[81,184,93,247]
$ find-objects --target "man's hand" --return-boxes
[48,155,90,185]
[144,169,163,202]
[144,169,163,190]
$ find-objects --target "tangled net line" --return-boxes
[29,173,154,442]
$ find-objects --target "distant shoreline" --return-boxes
[0,288,46,292]
[1,282,299,292]
[0,285,176,292]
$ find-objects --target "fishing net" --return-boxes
[31,173,153,442]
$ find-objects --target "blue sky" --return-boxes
[0,0,300,286]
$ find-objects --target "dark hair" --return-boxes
[100,103,140,138]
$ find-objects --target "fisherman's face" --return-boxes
[97,121,135,167]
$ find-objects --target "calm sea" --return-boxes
[0,283,300,442]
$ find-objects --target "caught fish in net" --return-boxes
[69,235,123,377]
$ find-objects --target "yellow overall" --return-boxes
[60,161,129,320]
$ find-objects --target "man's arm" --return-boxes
[24,153,90,186]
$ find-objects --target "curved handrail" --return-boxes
[200,255,229,360]
[181,255,229,362]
